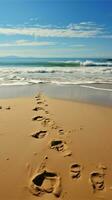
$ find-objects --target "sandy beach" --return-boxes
[0,93,112,200]
[0,0,112,199]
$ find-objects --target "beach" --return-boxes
[0,0,112,199]
[0,93,112,200]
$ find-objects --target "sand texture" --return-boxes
[0,94,112,200]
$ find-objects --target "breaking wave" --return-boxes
[0,58,112,86]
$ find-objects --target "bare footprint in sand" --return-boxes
[32,107,44,111]
[42,118,57,129]
[35,93,43,100]
[70,163,82,179]
[50,140,64,151]
[58,129,65,135]
[29,170,61,197]
[37,101,44,105]
[6,106,11,110]
[49,139,72,157]
[90,171,105,192]
[32,130,47,139]
[32,116,44,121]
[35,97,41,101]
[45,110,49,114]
[0,106,2,109]
[41,118,51,126]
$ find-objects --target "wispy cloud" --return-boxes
[0,22,106,38]
[0,40,56,47]
[0,22,111,39]
[0,27,101,38]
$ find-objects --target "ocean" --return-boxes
[0,57,112,88]
[0,57,112,106]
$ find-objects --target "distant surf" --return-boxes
[0,57,112,87]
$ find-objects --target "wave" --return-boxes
[0,64,112,86]
[81,85,112,92]
[0,66,112,75]
[0,79,112,86]
[0,59,112,67]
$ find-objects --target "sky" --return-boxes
[0,0,112,58]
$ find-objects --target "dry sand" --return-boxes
[0,94,112,200]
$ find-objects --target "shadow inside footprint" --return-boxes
[90,172,104,192]
[59,129,64,135]
[50,140,65,152]
[37,101,44,105]
[32,107,44,111]
[32,130,47,139]
[70,164,81,179]
[6,106,11,110]
[50,139,72,157]
[30,170,61,197]
[32,116,44,121]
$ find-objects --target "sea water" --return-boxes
[0,57,112,89]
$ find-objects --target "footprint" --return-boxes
[32,130,47,139]
[0,106,2,109]
[70,163,82,179]
[6,106,11,110]
[32,116,44,121]
[50,140,65,151]
[32,107,44,111]
[42,118,57,129]
[41,118,51,126]
[58,129,64,135]
[35,93,42,100]
[45,110,49,114]
[35,97,41,101]
[90,171,105,192]
[49,139,72,156]
[37,101,44,105]
[29,170,61,197]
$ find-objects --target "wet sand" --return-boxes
[0,83,112,107]
[0,94,112,200]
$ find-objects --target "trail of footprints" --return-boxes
[29,93,107,197]
[0,106,11,110]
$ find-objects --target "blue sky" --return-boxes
[0,0,112,58]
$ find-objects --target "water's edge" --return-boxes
[0,83,112,107]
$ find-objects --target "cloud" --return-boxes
[0,27,101,38]
[0,40,56,47]
[0,22,105,38]
[0,22,111,39]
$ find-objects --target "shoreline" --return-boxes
[0,83,112,107]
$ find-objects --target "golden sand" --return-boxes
[0,94,112,200]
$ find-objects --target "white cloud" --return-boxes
[0,40,56,47]
[0,27,101,38]
[0,21,106,38]
[0,22,111,39]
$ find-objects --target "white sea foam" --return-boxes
[81,85,112,92]
[0,65,112,86]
